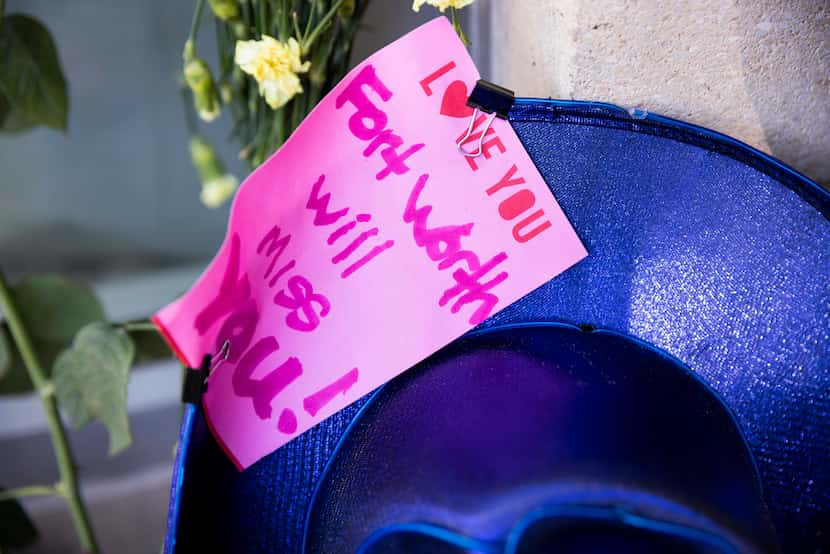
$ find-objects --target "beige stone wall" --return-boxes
[490,0,830,185]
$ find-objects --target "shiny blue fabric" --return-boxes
[166,99,830,553]
[163,404,196,554]
[306,324,776,554]
[495,101,830,552]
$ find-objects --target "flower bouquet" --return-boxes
[182,0,475,207]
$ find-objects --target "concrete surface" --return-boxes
[490,0,830,185]
[8,465,172,554]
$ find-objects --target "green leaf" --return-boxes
[12,274,105,344]
[0,323,66,395]
[0,274,105,396]
[53,322,135,455]
[0,323,32,394]
[0,14,68,132]
[128,328,173,364]
[0,492,38,548]
[0,90,37,132]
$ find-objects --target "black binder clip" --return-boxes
[181,340,230,405]
[458,79,515,158]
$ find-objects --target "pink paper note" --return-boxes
[154,17,587,469]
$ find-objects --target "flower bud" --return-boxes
[220,82,233,104]
[231,20,248,39]
[208,0,241,21]
[200,174,239,208]
[338,0,356,19]
[184,58,221,122]
[189,136,238,208]
[182,39,196,62]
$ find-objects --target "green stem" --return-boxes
[121,320,157,332]
[301,0,316,43]
[266,102,285,154]
[450,7,469,47]
[188,0,206,42]
[291,10,302,40]
[279,0,290,40]
[0,484,58,502]
[302,0,345,56]
[307,81,324,114]
[289,94,303,134]
[0,271,99,554]
[255,0,267,36]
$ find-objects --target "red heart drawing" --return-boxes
[440,80,474,118]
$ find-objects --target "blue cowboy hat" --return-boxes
[163,98,830,553]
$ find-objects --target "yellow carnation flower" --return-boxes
[412,0,475,12]
[234,36,310,110]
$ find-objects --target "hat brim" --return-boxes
[165,99,830,554]
[490,100,830,552]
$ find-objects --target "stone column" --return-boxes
[490,0,830,185]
